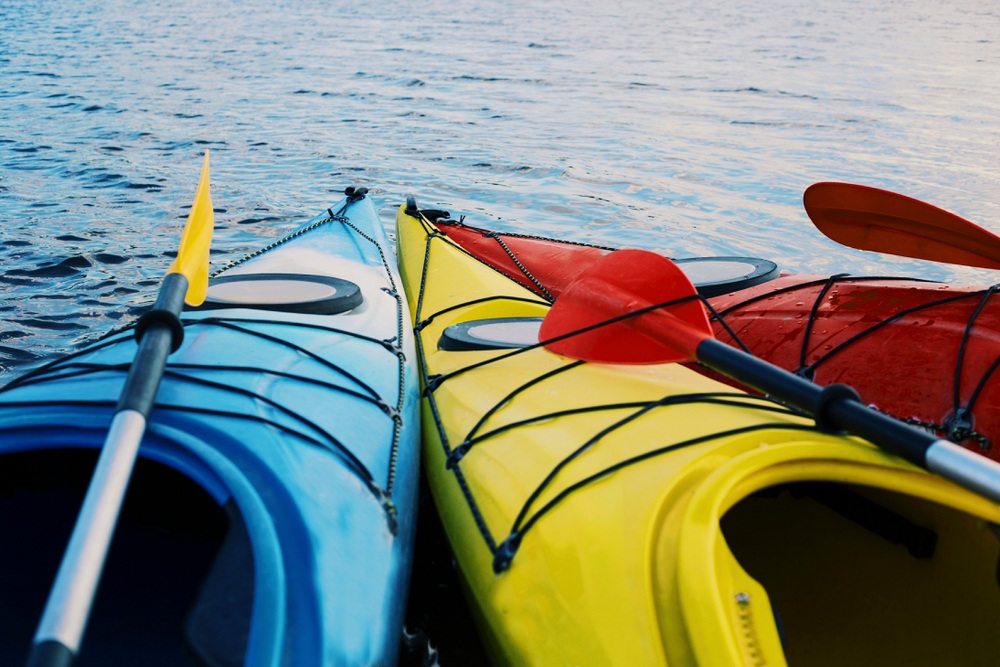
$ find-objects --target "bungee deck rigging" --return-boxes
[0,313,404,525]
[434,214,1000,456]
[712,274,1000,448]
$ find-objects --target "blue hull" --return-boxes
[0,193,419,666]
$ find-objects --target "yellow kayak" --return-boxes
[396,201,1000,667]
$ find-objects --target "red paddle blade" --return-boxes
[540,249,713,364]
[805,182,1000,270]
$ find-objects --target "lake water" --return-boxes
[2,0,1000,655]
[3,0,999,663]
[3,0,1000,374]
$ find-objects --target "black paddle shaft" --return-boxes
[696,338,936,467]
[118,272,188,417]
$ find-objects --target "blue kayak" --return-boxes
[0,189,419,666]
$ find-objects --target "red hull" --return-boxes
[437,219,1000,461]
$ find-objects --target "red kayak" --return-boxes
[430,213,1000,462]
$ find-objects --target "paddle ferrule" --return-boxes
[133,272,188,353]
[823,397,935,467]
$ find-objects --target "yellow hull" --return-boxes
[396,205,1000,667]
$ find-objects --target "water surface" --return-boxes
[3,0,999,371]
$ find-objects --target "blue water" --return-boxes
[2,0,999,375]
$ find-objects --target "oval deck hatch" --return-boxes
[191,273,363,315]
[439,317,543,351]
[675,257,779,297]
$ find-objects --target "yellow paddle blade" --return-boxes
[168,151,214,305]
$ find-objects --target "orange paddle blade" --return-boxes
[805,182,1000,270]
[540,249,713,364]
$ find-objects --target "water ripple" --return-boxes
[1,0,999,376]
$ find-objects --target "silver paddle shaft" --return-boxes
[926,439,1000,505]
[33,409,146,651]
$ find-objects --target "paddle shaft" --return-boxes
[697,338,1000,503]
[26,274,188,667]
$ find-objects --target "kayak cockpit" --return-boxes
[0,449,254,667]
[721,481,1000,666]
[654,439,1000,667]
